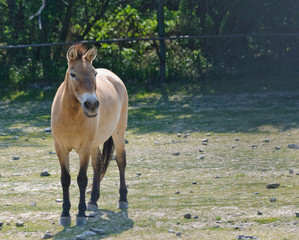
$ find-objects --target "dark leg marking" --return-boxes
[117,151,128,209]
[60,167,71,225]
[88,150,101,210]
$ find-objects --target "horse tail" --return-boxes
[100,136,115,182]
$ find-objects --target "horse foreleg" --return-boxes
[87,147,101,211]
[76,151,90,225]
[55,143,71,226]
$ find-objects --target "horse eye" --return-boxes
[94,72,98,77]
[70,73,76,78]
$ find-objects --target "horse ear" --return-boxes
[84,47,97,63]
[67,46,77,62]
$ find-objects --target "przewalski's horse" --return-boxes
[51,45,128,225]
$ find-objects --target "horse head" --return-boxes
[66,45,99,118]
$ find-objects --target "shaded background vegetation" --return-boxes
[0,0,298,99]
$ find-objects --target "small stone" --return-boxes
[175,191,180,194]
[43,232,54,239]
[55,199,62,202]
[88,212,98,217]
[136,172,141,176]
[235,138,239,141]
[199,149,204,153]
[266,183,280,189]
[254,192,259,195]
[16,222,24,227]
[0,222,3,227]
[275,146,281,150]
[215,176,222,179]
[252,145,257,149]
[11,156,20,161]
[125,139,129,144]
[192,182,197,185]
[44,127,52,133]
[12,136,19,139]
[263,139,270,143]
[177,133,182,137]
[82,231,96,237]
[48,151,56,155]
[42,137,46,140]
[176,232,181,236]
[287,144,299,149]
[237,235,260,240]
[184,213,192,219]
[257,210,263,215]
[40,171,51,177]
[206,133,211,136]
[0,133,7,136]
[168,230,175,233]
[25,138,29,141]
[183,133,190,138]
[193,215,199,219]
[172,152,180,156]
[270,198,277,202]
[30,202,36,207]
[199,155,205,159]
[202,142,207,145]
[90,227,105,235]
[202,138,208,142]
[295,212,299,217]
[289,169,294,174]
[189,191,194,193]
[262,168,267,171]
[75,235,85,240]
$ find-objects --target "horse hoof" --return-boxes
[60,216,71,226]
[117,201,128,210]
[76,216,87,226]
[87,203,98,211]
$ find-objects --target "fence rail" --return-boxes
[0,33,298,49]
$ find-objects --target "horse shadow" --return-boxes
[54,209,134,239]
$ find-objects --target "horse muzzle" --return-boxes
[78,92,100,118]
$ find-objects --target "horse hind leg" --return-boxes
[87,147,101,212]
[113,133,128,210]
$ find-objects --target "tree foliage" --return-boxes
[0,0,298,97]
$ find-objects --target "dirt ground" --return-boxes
[0,91,298,239]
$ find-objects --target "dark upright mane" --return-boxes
[73,44,87,59]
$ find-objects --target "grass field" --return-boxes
[0,90,298,240]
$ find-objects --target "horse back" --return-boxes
[92,69,128,146]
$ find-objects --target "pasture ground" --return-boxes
[0,90,298,240]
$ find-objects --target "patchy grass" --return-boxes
[0,90,298,239]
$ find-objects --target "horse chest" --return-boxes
[54,118,97,150]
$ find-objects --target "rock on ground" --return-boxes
[266,183,280,189]
[237,235,260,240]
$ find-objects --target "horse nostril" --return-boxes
[95,100,99,108]
[84,101,91,110]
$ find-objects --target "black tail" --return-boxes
[100,136,115,182]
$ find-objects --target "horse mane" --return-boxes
[73,44,87,59]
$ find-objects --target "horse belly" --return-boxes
[92,118,118,147]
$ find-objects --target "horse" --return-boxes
[51,44,128,226]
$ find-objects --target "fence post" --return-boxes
[157,0,169,103]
